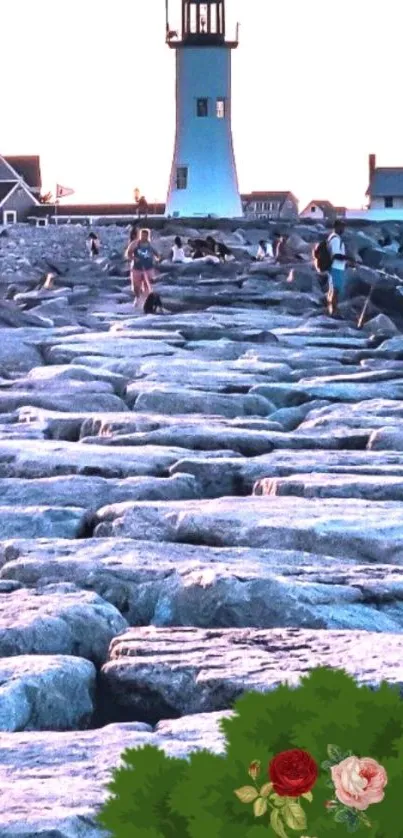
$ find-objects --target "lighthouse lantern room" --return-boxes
[165,0,243,218]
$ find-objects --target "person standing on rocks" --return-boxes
[126,228,159,307]
[327,220,350,316]
[86,233,100,259]
[125,226,140,297]
[274,235,289,264]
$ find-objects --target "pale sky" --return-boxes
[2,0,402,209]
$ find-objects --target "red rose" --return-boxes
[268,749,318,798]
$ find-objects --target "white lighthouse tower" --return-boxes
[165,0,242,218]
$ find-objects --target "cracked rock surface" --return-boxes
[1,220,403,835]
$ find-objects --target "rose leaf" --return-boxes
[271,793,287,807]
[301,791,313,802]
[253,797,268,818]
[270,808,289,838]
[234,786,258,803]
[282,801,307,831]
[358,812,372,828]
[321,760,333,771]
[334,807,351,824]
[327,744,344,762]
[259,782,273,798]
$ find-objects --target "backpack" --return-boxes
[313,238,332,273]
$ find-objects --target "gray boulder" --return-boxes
[0,505,89,538]
[0,654,96,731]
[0,585,128,665]
[93,495,403,564]
[101,625,403,718]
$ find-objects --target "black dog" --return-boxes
[143,292,164,315]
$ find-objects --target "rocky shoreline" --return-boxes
[1,220,403,837]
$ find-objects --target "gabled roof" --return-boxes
[0,180,40,207]
[4,155,42,190]
[367,168,403,197]
[0,182,16,203]
[0,157,20,182]
[242,191,295,201]
[301,200,336,216]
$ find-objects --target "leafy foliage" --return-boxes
[97,668,403,837]
[96,745,187,838]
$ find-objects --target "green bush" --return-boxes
[97,667,403,837]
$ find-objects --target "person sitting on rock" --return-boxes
[188,238,220,264]
[217,242,235,262]
[256,239,274,261]
[86,232,100,259]
[204,235,233,262]
[126,228,160,307]
[189,239,205,259]
[170,236,192,263]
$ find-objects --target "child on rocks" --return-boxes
[125,228,160,307]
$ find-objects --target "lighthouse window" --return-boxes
[216,98,226,118]
[176,167,188,190]
[196,98,209,117]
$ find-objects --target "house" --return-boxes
[241,191,299,221]
[0,154,41,224]
[27,202,166,226]
[300,200,346,222]
[367,153,403,210]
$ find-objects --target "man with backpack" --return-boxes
[313,220,351,317]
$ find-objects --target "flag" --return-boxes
[56,184,75,199]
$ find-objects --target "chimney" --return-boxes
[369,153,376,180]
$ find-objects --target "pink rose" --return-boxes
[331,756,387,811]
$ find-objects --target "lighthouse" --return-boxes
[165,0,243,218]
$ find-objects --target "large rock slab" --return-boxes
[45,337,183,363]
[294,377,403,402]
[0,713,229,838]
[368,426,403,450]
[101,626,403,718]
[264,471,403,501]
[0,505,89,538]
[2,538,403,633]
[15,407,281,442]
[0,473,197,508]
[20,363,128,396]
[170,449,403,495]
[0,654,96,731]
[0,439,195,478]
[0,585,128,665]
[251,378,403,405]
[0,334,44,371]
[297,398,403,432]
[85,424,369,455]
[93,495,403,563]
[133,387,272,418]
[0,390,128,414]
